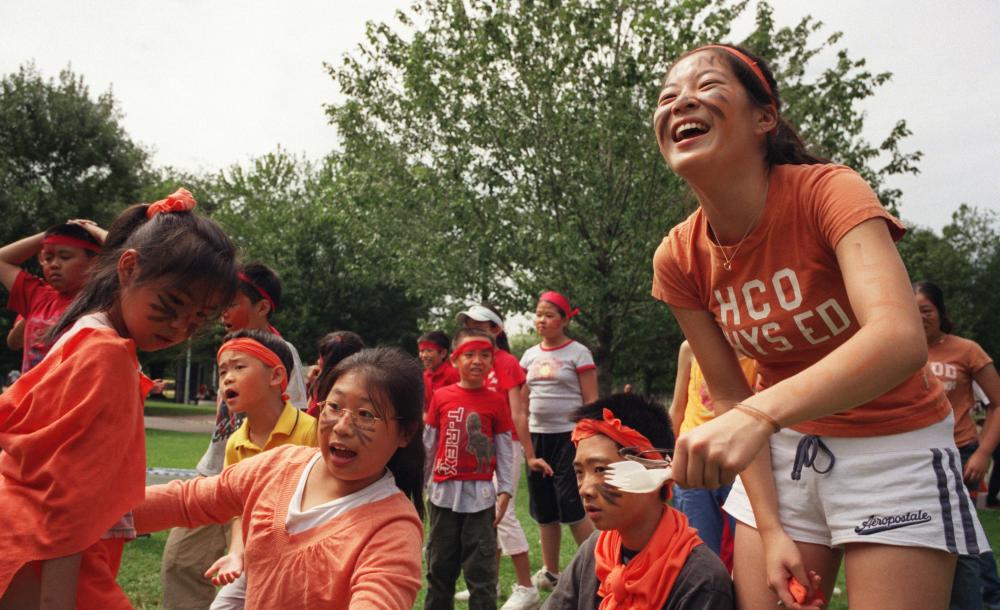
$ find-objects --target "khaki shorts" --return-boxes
[725,412,990,553]
[160,523,230,610]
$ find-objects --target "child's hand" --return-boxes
[66,219,108,244]
[527,457,554,477]
[204,553,244,586]
[493,492,511,527]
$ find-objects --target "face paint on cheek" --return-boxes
[701,96,727,120]
[148,293,180,323]
[352,419,374,447]
[598,483,622,506]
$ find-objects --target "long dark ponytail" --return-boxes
[49,197,238,341]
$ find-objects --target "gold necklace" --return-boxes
[707,196,767,271]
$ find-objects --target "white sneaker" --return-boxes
[454,582,502,601]
[531,568,559,591]
[500,585,542,610]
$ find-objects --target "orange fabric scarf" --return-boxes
[595,504,702,610]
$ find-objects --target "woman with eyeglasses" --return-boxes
[132,348,427,609]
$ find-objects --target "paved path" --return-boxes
[144,414,214,434]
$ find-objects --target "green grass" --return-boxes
[144,429,211,470]
[144,398,215,417]
[121,429,1000,608]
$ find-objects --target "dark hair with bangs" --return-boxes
[323,347,426,519]
[913,281,953,333]
[221,328,294,377]
[238,262,282,319]
[313,330,366,402]
[671,44,829,167]
[44,223,102,257]
[572,393,675,450]
[418,330,450,353]
[49,198,238,341]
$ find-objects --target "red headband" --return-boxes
[238,272,277,313]
[450,339,495,362]
[218,338,289,402]
[419,341,447,353]
[42,235,101,253]
[571,408,662,460]
[146,188,197,219]
[695,45,773,97]
[540,291,579,319]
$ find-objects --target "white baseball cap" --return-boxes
[455,305,504,328]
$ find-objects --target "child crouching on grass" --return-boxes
[205,329,319,609]
[424,328,515,610]
[543,393,735,610]
[133,348,426,609]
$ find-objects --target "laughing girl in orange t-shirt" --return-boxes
[650,44,986,609]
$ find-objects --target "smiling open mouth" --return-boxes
[673,121,710,142]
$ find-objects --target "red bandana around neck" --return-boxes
[595,504,703,610]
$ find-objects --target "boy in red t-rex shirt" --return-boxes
[423,327,515,610]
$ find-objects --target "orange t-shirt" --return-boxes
[652,164,949,437]
[928,334,993,448]
[0,326,151,594]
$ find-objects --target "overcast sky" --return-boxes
[2,0,998,231]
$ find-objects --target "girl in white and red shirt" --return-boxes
[519,290,598,590]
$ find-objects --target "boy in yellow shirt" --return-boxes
[209,328,318,609]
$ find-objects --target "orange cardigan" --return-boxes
[133,445,423,610]
[0,327,150,593]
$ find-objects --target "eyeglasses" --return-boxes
[317,401,398,432]
[618,446,672,469]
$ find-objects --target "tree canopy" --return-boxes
[325,0,922,392]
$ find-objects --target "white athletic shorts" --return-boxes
[724,412,989,553]
[495,442,530,556]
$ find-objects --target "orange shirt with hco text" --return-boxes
[652,163,948,437]
[928,334,993,448]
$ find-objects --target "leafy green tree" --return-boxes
[0,63,149,374]
[326,0,922,394]
[204,150,430,363]
[0,64,149,236]
[900,205,1000,357]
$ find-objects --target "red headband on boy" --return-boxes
[146,188,197,219]
[540,290,579,319]
[695,45,773,97]
[419,341,447,353]
[571,408,662,460]
[450,339,495,362]
[238,272,277,313]
[217,338,289,402]
[42,235,101,253]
